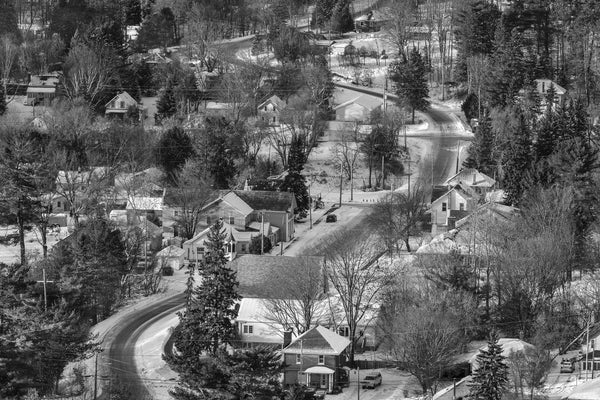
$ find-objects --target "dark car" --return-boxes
[560,359,575,373]
[326,214,337,223]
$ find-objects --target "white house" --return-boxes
[105,91,145,118]
[430,184,479,231]
[334,95,383,122]
[444,168,496,194]
[155,245,185,270]
[257,95,286,126]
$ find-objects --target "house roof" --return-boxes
[229,254,324,299]
[430,184,478,206]
[455,203,519,229]
[283,325,350,355]
[334,95,383,112]
[156,245,185,258]
[56,167,110,186]
[105,91,138,108]
[257,95,286,110]
[28,73,60,88]
[232,190,295,213]
[221,192,254,216]
[354,8,391,22]
[183,221,253,246]
[444,168,496,188]
[535,78,567,95]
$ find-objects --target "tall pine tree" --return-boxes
[0,86,6,115]
[500,107,532,205]
[469,331,508,400]
[169,218,241,399]
[463,113,495,176]
[389,47,430,123]
[280,135,310,218]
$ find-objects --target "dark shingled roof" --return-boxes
[283,325,350,355]
[229,254,324,299]
[232,190,295,212]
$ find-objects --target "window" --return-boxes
[174,211,179,217]
[441,202,447,212]
[229,216,235,224]
[243,325,253,334]
[241,244,246,252]
[120,101,125,108]
[296,354,301,364]
[206,216,211,224]
[272,116,276,123]
[338,327,349,337]
[459,203,465,211]
[318,355,324,365]
[197,247,204,256]
[57,201,61,208]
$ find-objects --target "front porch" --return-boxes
[300,366,335,392]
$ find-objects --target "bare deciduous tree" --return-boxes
[262,256,328,337]
[369,179,428,254]
[165,160,216,240]
[0,34,18,99]
[62,42,115,107]
[318,229,387,365]
[379,280,474,395]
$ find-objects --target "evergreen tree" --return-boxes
[156,83,178,123]
[0,86,6,115]
[389,47,430,123]
[330,0,354,33]
[249,235,272,254]
[280,136,310,218]
[226,346,283,399]
[500,107,532,205]
[154,126,195,184]
[203,117,240,189]
[463,113,495,176]
[469,331,508,400]
[169,218,240,399]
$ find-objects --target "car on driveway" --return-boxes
[361,372,382,389]
[560,359,575,373]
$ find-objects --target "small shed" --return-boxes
[155,245,185,270]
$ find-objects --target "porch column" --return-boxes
[306,372,310,385]
[329,373,333,392]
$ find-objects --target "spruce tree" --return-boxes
[156,83,177,123]
[501,108,532,205]
[469,331,508,400]
[168,219,241,399]
[463,113,495,176]
[389,47,430,123]
[280,135,310,218]
[331,0,354,33]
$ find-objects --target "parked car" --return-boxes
[326,214,337,223]
[560,359,575,373]
[361,372,382,389]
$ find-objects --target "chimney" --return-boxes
[283,329,293,348]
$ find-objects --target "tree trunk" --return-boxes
[17,202,26,266]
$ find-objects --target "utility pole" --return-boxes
[455,140,461,174]
[260,211,264,255]
[357,365,360,400]
[586,316,590,380]
[381,154,385,189]
[339,160,343,207]
[36,267,54,312]
[93,352,98,400]
[308,183,312,229]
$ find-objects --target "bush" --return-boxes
[249,235,272,254]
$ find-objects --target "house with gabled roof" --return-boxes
[25,73,61,106]
[444,168,496,195]
[197,190,296,242]
[257,94,286,126]
[105,91,145,118]
[282,325,350,392]
[430,183,480,232]
[334,95,383,122]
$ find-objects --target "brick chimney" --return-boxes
[283,329,293,348]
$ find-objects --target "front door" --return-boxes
[320,374,327,389]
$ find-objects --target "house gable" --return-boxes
[283,325,350,356]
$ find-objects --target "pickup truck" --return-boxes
[361,372,382,389]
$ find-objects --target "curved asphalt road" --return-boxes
[105,293,185,399]
[334,82,470,186]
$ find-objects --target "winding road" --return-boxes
[102,87,471,400]
[104,293,185,399]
